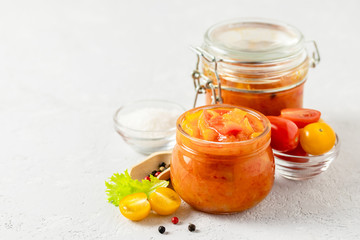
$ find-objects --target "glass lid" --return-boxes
[203,18,305,62]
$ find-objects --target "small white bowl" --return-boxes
[274,134,340,180]
[114,100,185,154]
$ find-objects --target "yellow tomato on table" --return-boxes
[149,187,181,215]
[300,122,336,155]
[119,192,151,221]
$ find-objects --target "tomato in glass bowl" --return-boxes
[274,134,340,180]
[270,108,340,180]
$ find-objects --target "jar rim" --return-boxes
[176,104,271,145]
[203,18,305,63]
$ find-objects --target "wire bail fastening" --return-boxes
[307,40,321,68]
[190,40,320,107]
[190,46,223,108]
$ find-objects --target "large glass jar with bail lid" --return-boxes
[191,18,320,116]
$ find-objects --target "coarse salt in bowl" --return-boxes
[114,100,185,154]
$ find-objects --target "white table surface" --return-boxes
[1,0,360,239]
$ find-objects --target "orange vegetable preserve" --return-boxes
[192,19,320,116]
[171,105,274,214]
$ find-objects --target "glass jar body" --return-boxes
[201,57,310,116]
[193,18,319,116]
[205,84,304,116]
[171,105,275,214]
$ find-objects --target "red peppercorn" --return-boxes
[171,217,179,224]
[154,171,161,177]
[144,176,151,181]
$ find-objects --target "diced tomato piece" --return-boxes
[250,132,262,139]
[203,109,220,120]
[246,114,264,132]
[222,108,247,124]
[242,117,255,135]
[219,121,243,136]
[181,110,203,137]
[212,109,230,115]
[181,107,265,142]
[198,111,219,141]
[204,110,224,130]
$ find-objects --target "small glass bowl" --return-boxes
[274,134,340,180]
[113,100,185,155]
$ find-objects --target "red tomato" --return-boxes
[280,144,309,163]
[280,108,321,128]
[267,116,299,152]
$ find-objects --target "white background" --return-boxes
[1,0,359,239]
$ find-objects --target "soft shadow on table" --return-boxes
[207,117,356,224]
[134,174,338,227]
[206,171,345,225]
[133,201,195,227]
[135,117,356,227]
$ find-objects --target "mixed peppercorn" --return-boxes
[144,162,170,180]
[188,223,196,232]
[157,217,197,234]
[171,217,179,224]
[158,226,166,234]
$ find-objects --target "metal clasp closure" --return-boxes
[307,40,321,68]
[190,46,223,108]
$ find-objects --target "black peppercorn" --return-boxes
[188,223,196,232]
[158,225,166,234]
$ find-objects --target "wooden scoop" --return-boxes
[129,150,171,181]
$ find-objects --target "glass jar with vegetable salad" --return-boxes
[171,105,274,214]
[191,18,320,116]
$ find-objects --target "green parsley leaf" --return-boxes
[105,170,169,206]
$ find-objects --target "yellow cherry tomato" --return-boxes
[300,122,336,155]
[119,192,151,221]
[149,187,181,215]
